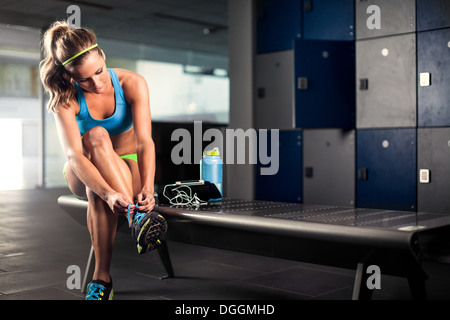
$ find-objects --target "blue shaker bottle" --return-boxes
[200,147,223,201]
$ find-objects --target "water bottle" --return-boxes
[200,147,223,201]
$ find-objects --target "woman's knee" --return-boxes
[64,162,87,199]
[82,126,112,154]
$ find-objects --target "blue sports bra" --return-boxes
[75,69,133,136]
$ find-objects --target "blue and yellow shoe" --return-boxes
[128,204,167,255]
[85,279,114,300]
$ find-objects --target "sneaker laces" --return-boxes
[127,203,146,228]
[86,283,106,300]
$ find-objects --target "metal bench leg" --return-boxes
[352,262,374,300]
[157,240,175,279]
[81,245,95,294]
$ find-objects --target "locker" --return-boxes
[255,130,303,203]
[303,0,355,41]
[417,28,450,127]
[303,129,355,206]
[356,33,416,128]
[417,0,450,31]
[418,128,450,214]
[256,0,302,54]
[255,50,294,130]
[356,129,416,211]
[355,0,416,40]
[295,39,355,129]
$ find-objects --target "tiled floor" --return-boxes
[0,187,450,301]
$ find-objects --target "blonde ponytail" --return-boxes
[39,20,102,112]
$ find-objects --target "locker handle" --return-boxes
[305,167,313,178]
[298,77,308,90]
[419,72,431,87]
[358,168,368,181]
[359,78,369,90]
[257,87,265,98]
[304,0,313,12]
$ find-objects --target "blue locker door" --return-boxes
[418,28,450,127]
[256,0,302,54]
[417,0,450,31]
[295,39,355,128]
[303,0,354,41]
[356,129,416,211]
[255,130,303,203]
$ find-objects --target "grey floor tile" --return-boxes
[111,273,195,300]
[161,260,261,290]
[0,267,67,295]
[241,266,355,298]
[160,280,310,300]
[209,252,302,274]
[0,286,83,300]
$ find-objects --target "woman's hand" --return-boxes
[135,189,155,213]
[105,192,134,217]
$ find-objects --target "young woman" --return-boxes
[40,20,167,300]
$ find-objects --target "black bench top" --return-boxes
[58,195,450,250]
[155,199,450,250]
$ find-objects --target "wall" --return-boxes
[227,0,255,200]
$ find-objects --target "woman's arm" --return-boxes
[54,103,132,215]
[122,71,156,212]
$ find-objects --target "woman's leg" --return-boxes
[85,189,117,283]
[65,126,137,283]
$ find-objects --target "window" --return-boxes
[137,60,229,124]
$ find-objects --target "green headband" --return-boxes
[62,43,99,66]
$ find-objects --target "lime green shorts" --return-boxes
[120,153,138,163]
[63,153,138,198]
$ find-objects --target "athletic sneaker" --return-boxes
[128,204,168,254]
[85,279,114,300]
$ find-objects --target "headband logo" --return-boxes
[67,5,81,29]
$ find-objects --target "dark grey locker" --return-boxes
[356,128,416,211]
[255,50,294,130]
[356,33,416,128]
[303,129,355,206]
[418,28,450,127]
[355,0,416,40]
[417,0,450,31]
[418,128,450,214]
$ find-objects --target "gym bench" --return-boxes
[58,195,450,300]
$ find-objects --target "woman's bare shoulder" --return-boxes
[53,97,79,117]
[113,68,145,83]
[113,68,148,103]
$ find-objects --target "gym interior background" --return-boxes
[1,0,450,301]
[1,0,449,212]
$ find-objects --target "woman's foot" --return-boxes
[129,205,167,254]
[85,278,114,300]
